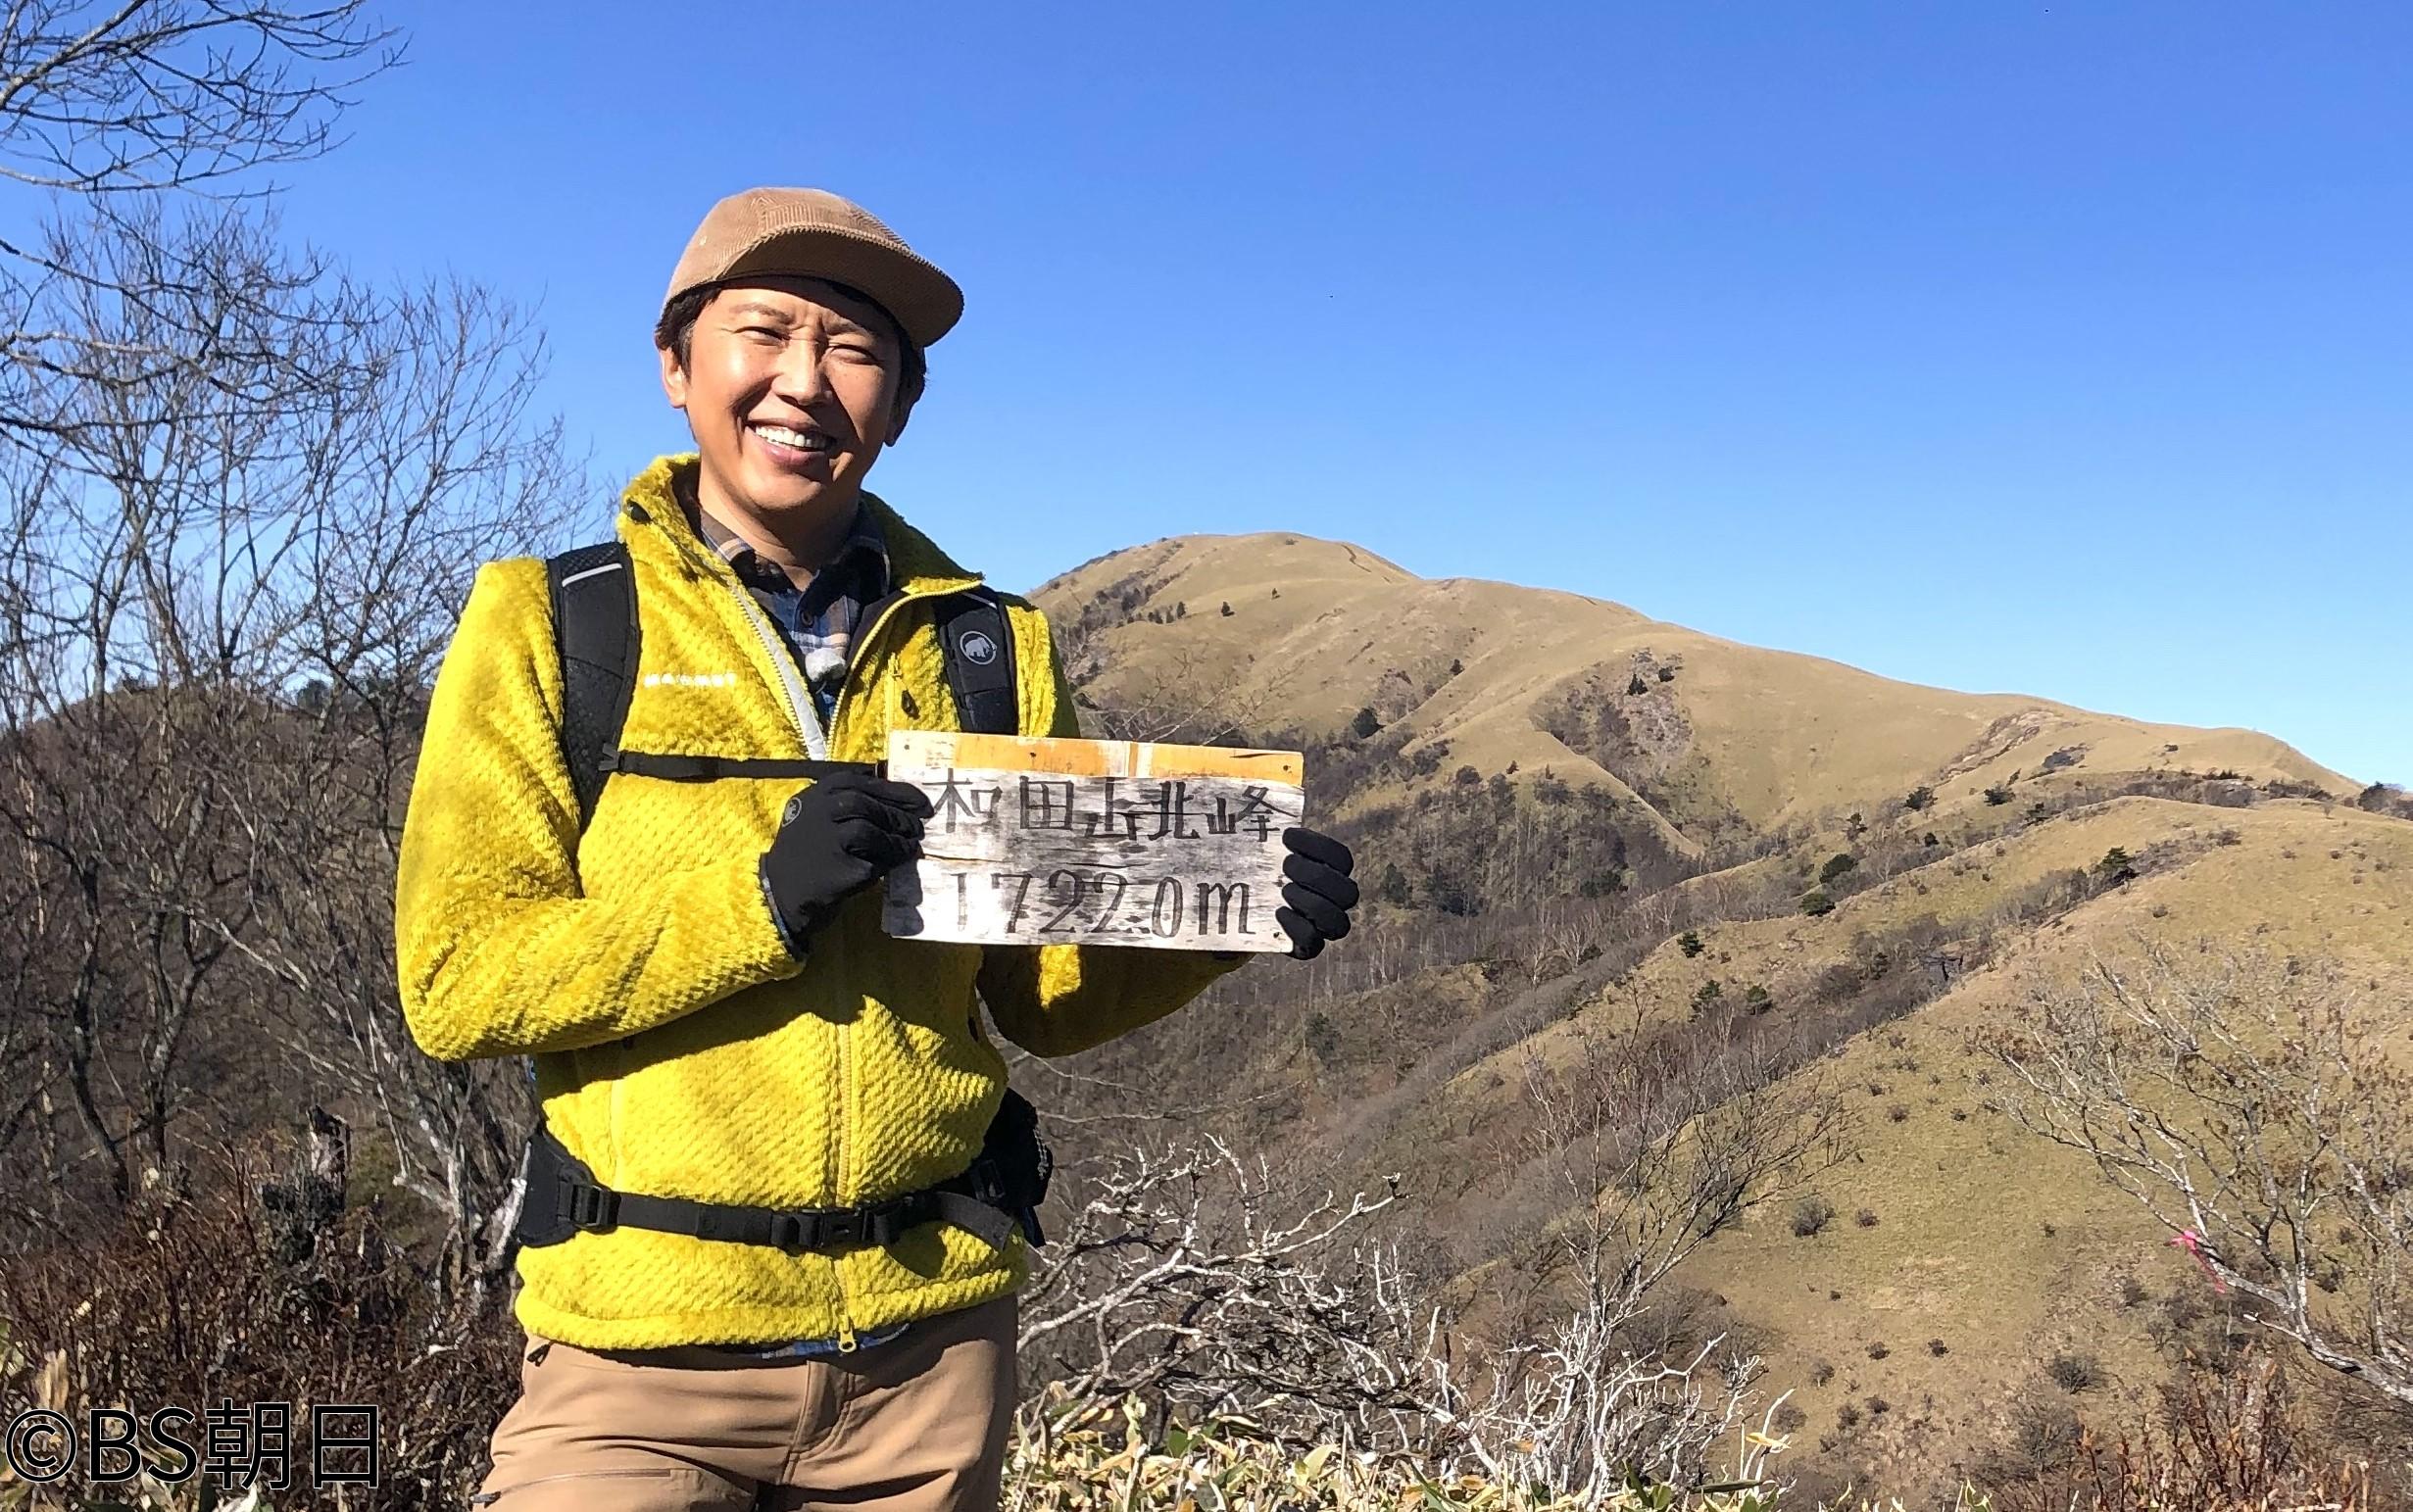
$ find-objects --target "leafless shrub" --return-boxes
[1977,1396,2086,1493]
[0,1114,517,1510]
[1980,944,2413,1412]
[1015,1135,1411,1429]
[0,184,572,1285]
[1018,1004,1845,1498]
[1994,1354,2376,1512]
[2049,1351,2105,1392]
[1014,1137,1763,1499]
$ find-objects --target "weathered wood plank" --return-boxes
[887,730,1304,785]
[883,733,1306,951]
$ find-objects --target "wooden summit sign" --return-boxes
[882,730,1306,952]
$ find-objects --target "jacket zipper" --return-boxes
[824,580,961,1357]
[656,517,827,759]
[829,586,955,736]
[649,510,981,1353]
[728,580,827,759]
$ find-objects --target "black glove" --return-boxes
[1276,826,1358,960]
[759,770,935,952]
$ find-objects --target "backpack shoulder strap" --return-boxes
[544,541,639,829]
[929,587,1020,737]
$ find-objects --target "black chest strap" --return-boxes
[516,1091,1052,1255]
[546,542,639,828]
[929,587,1019,737]
[604,753,869,783]
[544,545,1026,818]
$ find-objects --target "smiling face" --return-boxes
[658,274,914,547]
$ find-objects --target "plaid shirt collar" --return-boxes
[690,498,892,607]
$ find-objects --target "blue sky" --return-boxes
[271,3,2406,784]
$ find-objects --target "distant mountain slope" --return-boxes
[1033,531,2353,854]
[1029,527,2405,1497]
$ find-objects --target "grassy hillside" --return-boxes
[1678,798,2413,1493]
[1031,530,2409,1500]
[1036,531,2354,854]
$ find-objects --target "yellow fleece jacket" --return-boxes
[394,455,1241,1349]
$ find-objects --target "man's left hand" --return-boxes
[1276,827,1358,960]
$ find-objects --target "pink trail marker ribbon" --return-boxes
[2168,1230,2228,1293]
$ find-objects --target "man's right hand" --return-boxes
[759,770,935,952]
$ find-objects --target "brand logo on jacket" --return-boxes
[958,630,999,666]
[643,671,738,688]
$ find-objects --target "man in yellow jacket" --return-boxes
[394,188,1358,1510]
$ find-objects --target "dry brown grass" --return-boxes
[1034,532,2351,849]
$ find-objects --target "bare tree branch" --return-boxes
[0,0,396,197]
[1014,1001,1847,1499]
[0,198,575,1294]
[1979,943,2413,1410]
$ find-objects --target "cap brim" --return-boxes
[689,225,963,348]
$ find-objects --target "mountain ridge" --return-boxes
[1033,529,2352,853]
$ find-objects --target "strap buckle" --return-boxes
[566,1182,618,1233]
[763,1207,871,1253]
[966,1156,1011,1210]
[765,1211,815,1254]
[816,1207,868,1250]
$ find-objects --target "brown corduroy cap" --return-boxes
[661,187,963,348]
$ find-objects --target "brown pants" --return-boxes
[472,1295,1016,1511]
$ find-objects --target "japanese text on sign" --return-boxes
[883,732,1306,952]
